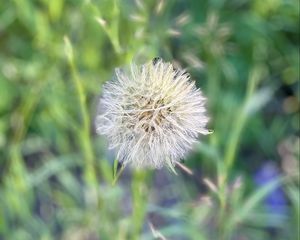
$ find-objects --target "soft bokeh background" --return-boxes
[0,0,299,239]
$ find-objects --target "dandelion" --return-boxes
[95,58,209,169]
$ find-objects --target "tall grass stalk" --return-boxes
[6,79,46,222]
[64,36,97,187]
[224,65,264,176]
[215,65,266,239]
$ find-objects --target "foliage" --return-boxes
[0,0,299,239]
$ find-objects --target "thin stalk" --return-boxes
[218,65,263,239]
[64,37,97,187]
[7,81,45,219]
[131,170,150,240]
[223,65,263,176]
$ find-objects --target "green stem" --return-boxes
[131,170,149,240]
[223,65,263,179]
[65,37,97,187]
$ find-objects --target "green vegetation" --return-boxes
[0,0,299,239]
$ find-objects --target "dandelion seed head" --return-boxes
[96,59,209,169]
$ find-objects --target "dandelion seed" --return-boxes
[95,58,209,169]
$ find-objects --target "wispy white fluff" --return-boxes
[95,59,209,169]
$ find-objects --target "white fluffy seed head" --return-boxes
[95,59,209,169]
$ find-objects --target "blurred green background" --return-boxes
[0,0,299,239]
